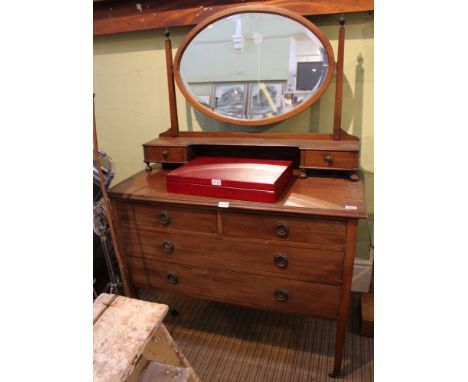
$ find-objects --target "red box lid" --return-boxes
[166,156,293,191]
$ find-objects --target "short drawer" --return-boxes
[302,150,357,169]
[126,257,341,319]
[143,145,186,163]
[116,202,218,234]
[222,211,347,247]
[121,228,344,283]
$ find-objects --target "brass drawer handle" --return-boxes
[273,253,288,268]
[274,222,289,238]
[162,149,169,159]
[274,289,288,302]
[324,154,334,165]
[167,273,178,284]
[159,211,171,225]
[162,240,174,254]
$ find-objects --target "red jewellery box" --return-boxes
[166,156,294,203]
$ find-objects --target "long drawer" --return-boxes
[121,228,344,283]
[126,257,341,319]
[221,211,347,247]
[116,202,218,234]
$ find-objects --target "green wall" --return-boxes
[93,12,374,258]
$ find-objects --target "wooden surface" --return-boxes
[360,292,374,337]
[172,5,335,127]
[94,0,374,36]
[119,226,345,283]
[108,168,367,219]
[126,257,341,319]
[93,293,169,382]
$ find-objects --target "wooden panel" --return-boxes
[108,169,368,220]
[143,145,186,163]
[222,210,347,245]
[301,150,357,169]
[120,228,344,282]
[127,257,341,319]
[94,0,374,36]
[93,293,169,382]
[116,202,218,233]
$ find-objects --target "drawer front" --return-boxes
[121,228,344,283]
[116,203,218,234]
[126,257,341,319]
[302,150,357,169]
[144,146,186,163]
[222,211,347,247]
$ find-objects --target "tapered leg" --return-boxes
[330,219,358,377]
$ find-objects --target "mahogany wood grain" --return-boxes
[144,136,360,151]
[116,201,218,234]
[108,169,367,219]
[94,0,374,36]
[221,210,347,245]
[174,131,359,141]
[126,256,341,319]
[172,5,335,127]
[143,145,187,163]
[331,219,358,378]
[164,32,179,137]
[333,20,346,140]
[119,227,345,283]
[301,150,357,169]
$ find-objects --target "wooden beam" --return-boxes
[94,0,374,36]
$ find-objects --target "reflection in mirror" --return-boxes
[179,12,331,122]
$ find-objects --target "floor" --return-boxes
[139,289,373,382]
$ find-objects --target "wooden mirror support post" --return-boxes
[333,14,346,141]
[146,29,180,171]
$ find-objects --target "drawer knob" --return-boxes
[167,273,178,284]
[162,240,174,254]
[274,222,289,238]
[273,253,288,268]
[162,149,169,159]
[324,154,334,165]
[159,211,171,225]
[274,289,288,302]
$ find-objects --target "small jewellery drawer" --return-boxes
[302,150,357,169]
[126,257,341,319]
[143,146,186,163]
[221,211,347,247]
[116,203,218,234]
[121,229,344,283]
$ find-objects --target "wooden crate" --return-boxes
[94,293,199,382]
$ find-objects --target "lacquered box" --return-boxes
[166,156,294,203]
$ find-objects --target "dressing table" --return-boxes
[107,6,367,377]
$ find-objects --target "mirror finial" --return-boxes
[339,13,345,26]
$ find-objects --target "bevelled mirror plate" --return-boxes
[174,6,335,126]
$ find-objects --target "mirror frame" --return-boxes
[173,5,336,127]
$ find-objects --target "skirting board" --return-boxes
[351,248,374,293]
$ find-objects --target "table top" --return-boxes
[109,168,367,219]
[93,293,169,382]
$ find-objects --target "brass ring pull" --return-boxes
[159,211,171,225]
[273,253,288,268]
[167,273,178,284]
[274,222,289,238]
[324,154,334,165]
[274,289,288,302]
[162,240,174,254]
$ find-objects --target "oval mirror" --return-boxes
[174,6,335,126]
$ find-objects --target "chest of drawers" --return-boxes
[108,168,367,377]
